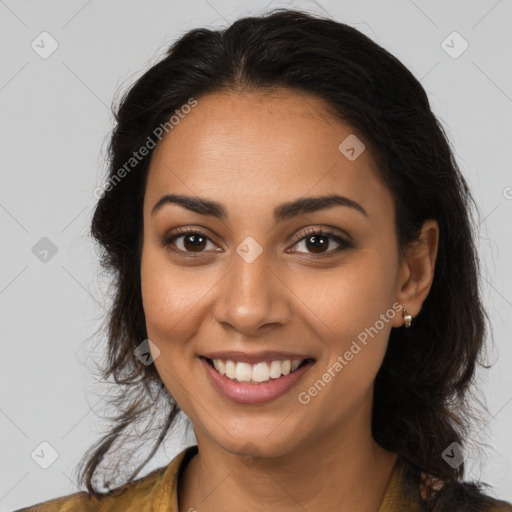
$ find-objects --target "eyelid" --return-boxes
[161,226,221,252]
[161,225,354,256]
[287,227,353,257]
[290,226,353,246]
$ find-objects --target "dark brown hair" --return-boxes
[77,8,506,510]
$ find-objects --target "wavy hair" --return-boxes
[77,8,503,510]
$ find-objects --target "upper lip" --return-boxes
[200,351,315,365]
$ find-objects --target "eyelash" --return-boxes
[161,227,353,258]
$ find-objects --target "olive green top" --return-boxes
[15,445,512,511]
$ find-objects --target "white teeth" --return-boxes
[269,360,282,379]
[235,362,252,382]
[252,362,271,382]
[225,360,236,379]
[210,358,306,383]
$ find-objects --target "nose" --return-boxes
[212,245,292,335]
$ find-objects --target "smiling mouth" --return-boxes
[200,356,315,384]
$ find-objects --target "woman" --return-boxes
[17,8,512,512]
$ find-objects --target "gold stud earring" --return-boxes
[402,307,412,328]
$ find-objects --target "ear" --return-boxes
[391,219,439,328]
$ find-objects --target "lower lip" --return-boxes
[200,357,315,404]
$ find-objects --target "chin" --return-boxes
[214,434,301,460]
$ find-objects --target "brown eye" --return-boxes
[182,233,208,252]
[304,233,330,253]
[291,229,353,256]
[162,229,217,253]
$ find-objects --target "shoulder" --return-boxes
[13,491,99,512]
[13,465,168,512]
[14,445,198,512]
[486,498,512,512]
[387,461,512,512]
[455,497,512,512]
[418,470,512,512]
[441,483,512,511]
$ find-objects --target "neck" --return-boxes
[178,422,398,512]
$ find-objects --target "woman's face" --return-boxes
[141,89,410,457]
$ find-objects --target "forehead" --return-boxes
[144,89,392,223]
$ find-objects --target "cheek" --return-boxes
[140,247,206,403]
[140,246,208,336]
[299,251,395,334]
[296,249,397,383]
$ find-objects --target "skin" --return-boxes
[140,89,439,512]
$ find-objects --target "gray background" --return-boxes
[1,0,511,510]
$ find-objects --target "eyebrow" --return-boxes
[151,193,368,223]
